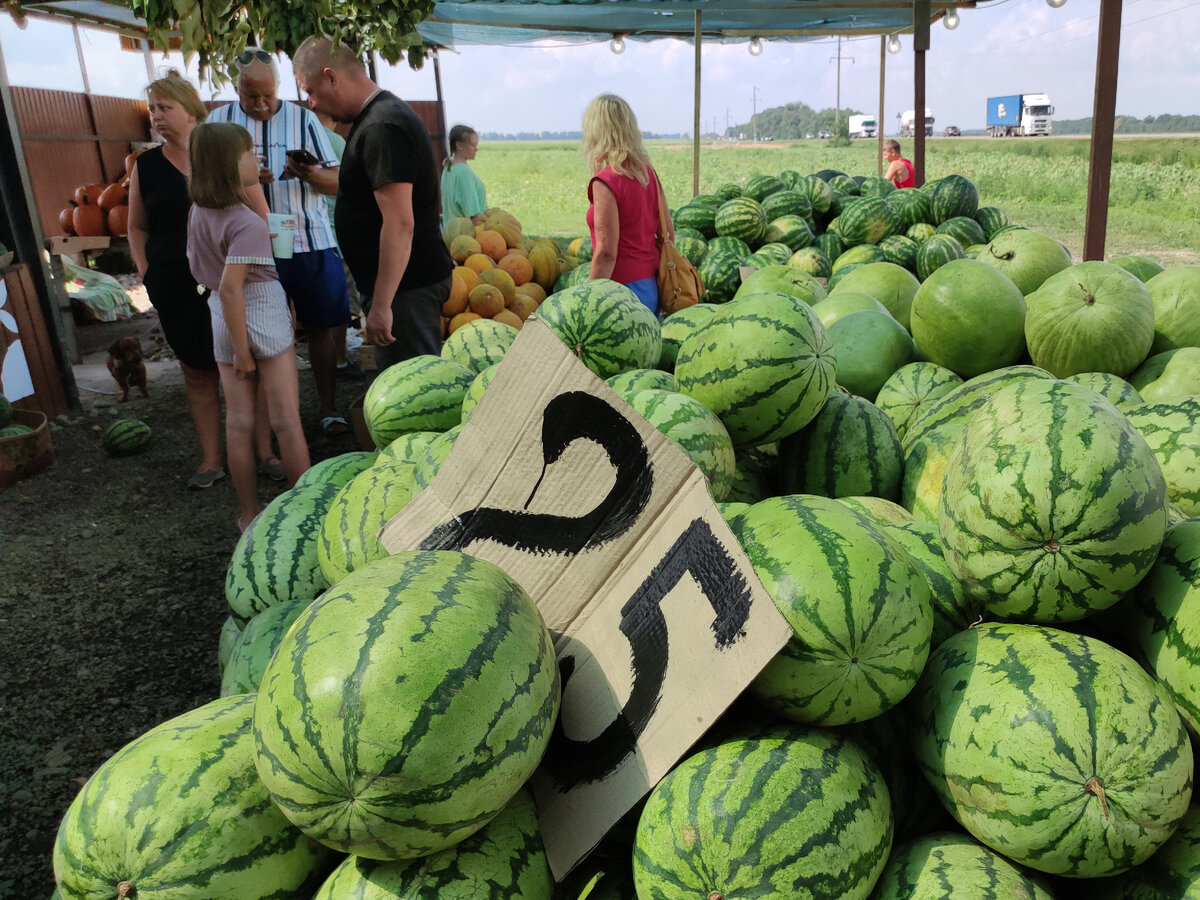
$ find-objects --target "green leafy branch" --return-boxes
[126,0,436,84]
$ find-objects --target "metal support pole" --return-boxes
[1084,0,1122,260]
[913,0,930,186]
[692,11,701,197]
[878,35,886,176]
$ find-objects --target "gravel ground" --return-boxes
[0,308,370,896]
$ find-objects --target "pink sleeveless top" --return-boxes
[586,164,661,284]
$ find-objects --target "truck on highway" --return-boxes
[848,114,877,139]
[899,108,934,138]
[987,93,1054,137]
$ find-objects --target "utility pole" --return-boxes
[726,107,732,136]
[830,35,854,129]
[752,86,761,142]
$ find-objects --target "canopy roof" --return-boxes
[13,0,971,45]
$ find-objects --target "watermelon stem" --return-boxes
[709,893,725,900]
[116,882,136,898]
[1085,776,1110,818]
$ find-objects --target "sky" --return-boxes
[1,0,1198,136]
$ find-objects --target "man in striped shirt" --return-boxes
[212,49,352,436]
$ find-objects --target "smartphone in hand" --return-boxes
[285,149,321,167]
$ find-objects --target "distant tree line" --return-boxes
[727,101,861,140]
[1055,114,1200,134]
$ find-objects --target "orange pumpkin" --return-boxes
[59,207,77,235]
[107,205,129,237]
[98,183,127,212]
[73,204,108,237]
[74,183,105,206]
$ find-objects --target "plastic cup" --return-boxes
[267,213,296,259]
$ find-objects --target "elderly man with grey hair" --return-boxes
[211,47,352,436]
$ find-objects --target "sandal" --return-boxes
[321,415,350,436]
[257,455,286,481]
[187,468,226,490]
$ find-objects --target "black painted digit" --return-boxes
[543,517,754,790]
[418,391,652,554]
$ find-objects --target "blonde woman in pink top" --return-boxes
[583,94,669,315]
[186,122,310,532]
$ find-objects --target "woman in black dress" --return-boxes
[127,71,228,488]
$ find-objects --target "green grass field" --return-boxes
[469,136,1200,266]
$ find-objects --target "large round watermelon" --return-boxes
[1124,398,1200,516]
[738,494,933,725]
[1146,265,1200,354]
[252,551,560,860]
[536,279,661,378]
[939,379,1169,622]
[871,831,1055,900]
[873,361,963,442]
[910,622,1193,877]
[626,388,736,501]
[317,458,419,585]
[605,367,676,399]
[883,520,981,648]
[657,303,718,371]
[363,354,474,449]
[439,317,518,373]
[102,418,151,457]
[220,598,309,696]
[674,292,836,447]
[633,726,893,900]
[54,695,332,898]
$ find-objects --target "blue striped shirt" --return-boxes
[211,101,338,254]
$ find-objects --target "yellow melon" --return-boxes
[476,229,508,263]
[444,273,469,317]
[454,265,479,291]
[493,308,523,330]
[498,253,533,287]
[464,253,495,274]
[450,234,482,265]
[509,294,539,322]
[514,282,546,305]
[477,268,516,306]
[448,311,482,334]
[468,284,505,318]
[443,217,476,249]
[529,242,560,293]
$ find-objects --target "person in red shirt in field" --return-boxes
[884,139,916,188]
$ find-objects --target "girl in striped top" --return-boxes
[186,122,310,532]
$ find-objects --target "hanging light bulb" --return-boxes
[943,9,960,29]
[888,34,901,54]
[610,34,625,54]
[1046,0,1067,7]
[749,37,763,56]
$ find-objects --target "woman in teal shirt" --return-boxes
[441,124,487,225]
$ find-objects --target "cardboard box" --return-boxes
[380,319,790,878]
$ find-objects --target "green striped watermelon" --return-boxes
[674,291,836,446]
[815,231,845,263]
[293,450,378,491]
[778,391,903,501]
[878,234,919,272]
[714,181,743,201]
[317,458,419,586]
[889,188,933,230]
[220,597,308,696]
[714,196,768,247]
[874,362,964,442]
[754,241,795,266]
[412,424,461,489]
[632,725,893,900]
[928,174,979,225]
[858,175,896,198]
[973,205,1011,241]
[838,495,913,526]
[440,317,517,373]
[1124,517,1200,733]
[1124,399,1200,516]
[939,379,1169,622]
[363,355,474,449]
[1064,371,1143,409]
[778,169,802,190]
[833,243,888,273]
[906,222,936,244]
[674,234,707,267]
[54,695,332,898]
[674,203,717,238]
[798,173,834,216]
[829,173,859,195]
[218,614,242,673]
[935,215,986,248]
[744,173,786,203]
[535,279,661,378]
[725,452,772,504]
[915,233,966,281]
[605,367,676,399]
[883,520,981,648]
[910,622,1194,876]
[788,247,832,279]
[838,197,899,246]
[1110,254,1166,284]
[224,482,341,620]
[739,494,933,724]
[691,193,723,207]
[761,189,813,222]
[627,388,736,500]
[375,430,439,465]
[1092,801,1200,900]
[102,418,151,456]
[310,789,552,899]
[0,423,32,437]
[1146,265,1200,354]
[461,361,500,421]
[698,250,744,303]
[734,264,826,306]
[900,365,1053,522]
[871,832,1055,900]
[657,303,718,371]
[1130,348,1200,403]
[707,235,752,259]
[674,226,705,242]
[253,551,561,859]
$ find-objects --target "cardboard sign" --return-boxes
[379,319,791,879]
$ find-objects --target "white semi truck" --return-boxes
[899,108,934,138]
[848,114,877,139]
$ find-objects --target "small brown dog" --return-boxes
[106,336,149,402]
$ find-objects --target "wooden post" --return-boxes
[912,1,930,187]
[432,48,448,166]
[1084,0,1122,260]
[878,35,886,176]
[693,11,701,197]
[72,23,108,184]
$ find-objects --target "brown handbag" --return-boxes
[655,177,704,315]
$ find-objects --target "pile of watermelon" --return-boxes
[48,167,1200,900]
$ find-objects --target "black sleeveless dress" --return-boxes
[135,145,215,370]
